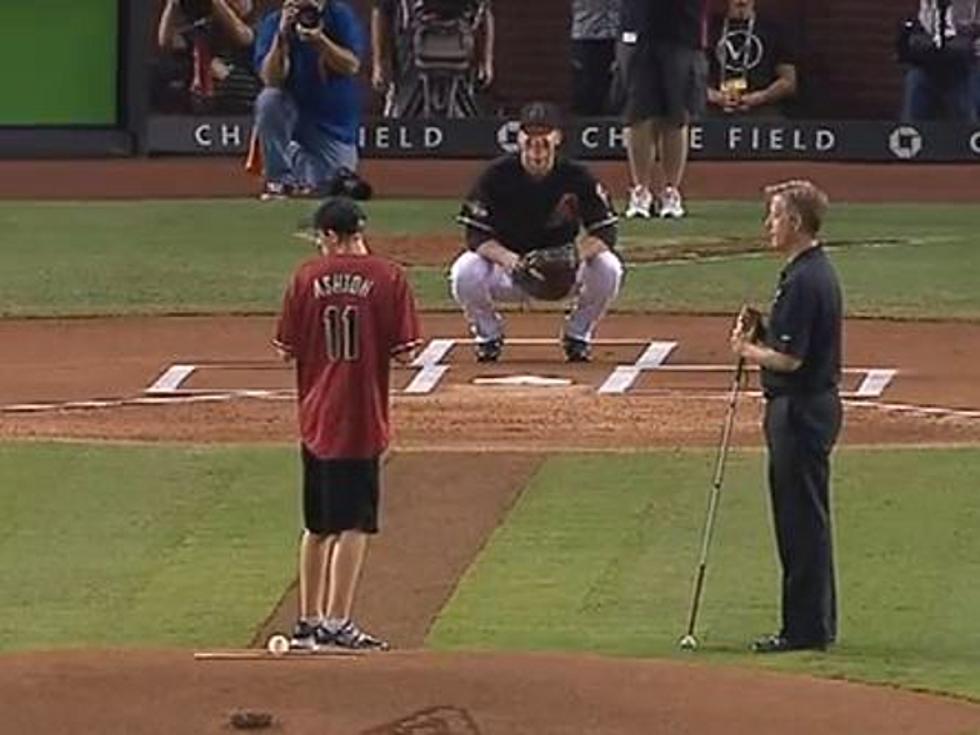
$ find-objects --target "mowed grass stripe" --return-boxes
[1,200,979,317]
[428,448,980,700]
[0,442,297,650]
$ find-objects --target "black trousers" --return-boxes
[763,390,842,644]
[571,39,616,116]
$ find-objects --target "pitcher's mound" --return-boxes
[2,649,978,734]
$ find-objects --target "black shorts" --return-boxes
[301,446,381,536]
[618,39,707,125]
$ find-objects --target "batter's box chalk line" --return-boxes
[0,343,914,415]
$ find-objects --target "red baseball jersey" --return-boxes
[274,253,421,459]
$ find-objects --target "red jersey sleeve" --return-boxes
[390,268,422,357]
[273,274,300,356]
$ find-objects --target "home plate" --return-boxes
[472,375,573,387]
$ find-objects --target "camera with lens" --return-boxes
[296,3,322,31]
[179,0,213,24]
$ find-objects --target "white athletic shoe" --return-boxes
[625,185,653,219]
[659,186,686,219]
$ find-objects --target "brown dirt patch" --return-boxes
[2,311,980,734]
[1,650,978,735]
[3,313,979,448]
[365,234,912,268]
[370,233,463,267]
[3,158,980,203]
[252,452,543,649]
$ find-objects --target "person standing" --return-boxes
[274,196,422,651]
[900,0,979,122]
[451,101,622,363]
[706,0,798,118]
[730,180,843,653]
[619,0,709,219]
[253,0,366,199]
[570,0,620,116]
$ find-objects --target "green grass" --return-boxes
[428,448,980,700]
[1,199,979,317]
[0,442,297,651]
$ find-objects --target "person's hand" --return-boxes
[738,91,766,110]
[371,65,388,92]
[730,329,748,358]
[721,89,742,113]
[279,0,300,35]
[730,305,762,356]
[499,250,522,274]
[477,60,494,88]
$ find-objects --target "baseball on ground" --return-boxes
[266,634,290,655]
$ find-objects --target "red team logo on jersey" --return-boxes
[275,254,421,459]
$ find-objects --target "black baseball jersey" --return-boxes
[457,154,618,255]
[761,245,842,397]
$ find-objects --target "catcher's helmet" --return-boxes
[314,196,366,236]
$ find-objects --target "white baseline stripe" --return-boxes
[404,366,451,395]
[598,367,642,395]
[636,341,678,368]
[854,369,897,398]
[146,364,197,395]
[412,338,455,368]
[598,340,677,394]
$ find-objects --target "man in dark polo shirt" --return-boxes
[730,179,843,653]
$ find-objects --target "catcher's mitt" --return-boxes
[735,304,764,342]
[512,245,579,301]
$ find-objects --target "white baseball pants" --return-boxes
[449,250,624,342]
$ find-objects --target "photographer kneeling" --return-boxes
[899,0,979,122]
[253,0,367,200]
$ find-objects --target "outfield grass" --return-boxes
[0,442,297,651]
[1,199,979,317]
[428,448,980,700]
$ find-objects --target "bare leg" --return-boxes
[626,118,654,189]
[298,530,334,620]
[325,530,369,621]
[657,122,688,189]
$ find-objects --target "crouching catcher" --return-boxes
[450,101,623,363]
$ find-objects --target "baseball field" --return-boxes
[1,160,979,734]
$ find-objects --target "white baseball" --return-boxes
[266,634,290,655]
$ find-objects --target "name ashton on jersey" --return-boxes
[314,273,375,299]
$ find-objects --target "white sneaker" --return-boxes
[625,185,653,219]
[659,186,686,219]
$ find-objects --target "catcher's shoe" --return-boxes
[562,336,591,363]
[289,620,317,651]
[625,185,653,219]
[322,619,390,651]
[474,338,503,363]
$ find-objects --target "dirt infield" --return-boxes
[3,649,980,735]
[3,313,980,448]
[2,157,980,202]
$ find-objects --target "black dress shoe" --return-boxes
[751,633,828,654]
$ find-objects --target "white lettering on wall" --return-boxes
[194,124,213,148]
[424,126,443,149]
[220,125,242,147]
[970,131,980,155]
